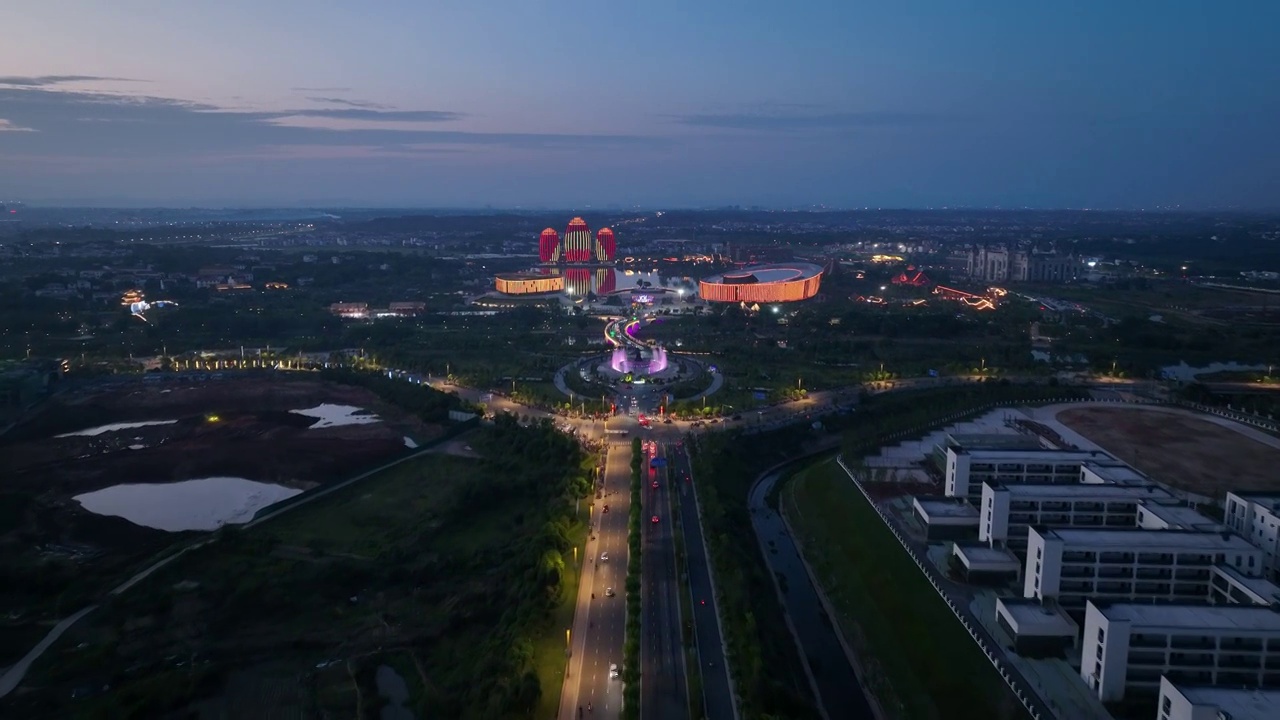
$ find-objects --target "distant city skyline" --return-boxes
[2,1,1278,209]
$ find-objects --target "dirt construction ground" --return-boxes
[1055,406,1280,498]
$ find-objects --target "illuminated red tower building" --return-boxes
[538,228,561,263]
[595,227,616,262]
[563,217,593,262]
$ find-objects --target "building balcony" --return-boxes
[1170,637,1217,650]
[1099,552,1136,564]
[1176,555,1214,566]
[1131,634,1167,649]
[1128,651,1167,667]
[1137,568,1174,580]
[1097,566,1134,579]
[1095,581,1132,594]
[1220,638,1264,652]
[1061,566,1093,578]
[1217,655,1263,669]
[1135,582,1172,595]
[1138,553,1174,564]
[1168,652,1215,666]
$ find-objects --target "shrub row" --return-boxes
[622,437,644,719]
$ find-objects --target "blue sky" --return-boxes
[1,1,1277,208]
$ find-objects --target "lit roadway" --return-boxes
[641,442,689,720]
[666,443,736,720]
[560,429,632,719]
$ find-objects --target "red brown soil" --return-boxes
[1055,406,1280,497]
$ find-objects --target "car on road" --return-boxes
[651,515,659,524]
[609,663,619,679]
[603,504,609,513]
[651,480,659,488]
[600,552,609,561]
[605,587,615,597]
[663,417,672,424]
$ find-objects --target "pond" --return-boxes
[55,420,178,438]
[290,404,381,429]
[376,664,414,720]
[74,477,303,532]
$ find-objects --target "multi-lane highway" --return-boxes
[561,437,632,719]
[640,442,689,720]
[667,443,737,720]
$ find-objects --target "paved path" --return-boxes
[560,440,631,720]
[749,451,873,720]
[0,605,98,697]
[669,444,737,720]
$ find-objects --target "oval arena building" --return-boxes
[699,262,824,303]
[494,272,565,296]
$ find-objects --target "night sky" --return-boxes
[2,1,1277,208]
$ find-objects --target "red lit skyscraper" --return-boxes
[595,227,616,262]
[539,228,561,263]
[564,217,592,262]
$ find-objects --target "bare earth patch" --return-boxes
[1055,406,1280,497]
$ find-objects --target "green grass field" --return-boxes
[267,454,476,556]
[783,458,1027,720]
[533,511,589,720]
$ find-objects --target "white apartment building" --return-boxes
[980,482,1174,550]
[1081,601,1280,702]
[1156,676,1280,720]
[1210,564,1280,607]
[944,447,1113,500]
[1225,492,1280,581]
[1025,528,1264,611]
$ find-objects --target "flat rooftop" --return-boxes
[1213,564,1280,604]
[1081,462,1150,485]
[998,598,1078,636]
[951,448,1106,461]
[947,433,1044,451]
[1039,528,1258,551]
[990,483,1171,500]
[954,544,1020,567]
[1095,602,1280,632]
[914,497,980,518]
[1139,501,1222,529]
[1173,684,1280,718]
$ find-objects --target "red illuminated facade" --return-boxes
[892,267,932,287]
[563,217,593,262]
[699,263,824,303]
[539,228,561,263]
[539,218,617,264]
[595,228,616,262]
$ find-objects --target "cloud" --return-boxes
[0,119,37,132]
[0,86,667,158]
[291,86,353,92]
[305,97,392,110]
[670,110,944,131]
[0,75,144,87]
[283,108,464,122]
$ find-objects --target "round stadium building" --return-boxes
[494,272,565,296]
[699,262,824,303]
